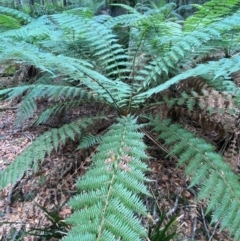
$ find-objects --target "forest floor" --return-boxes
[0,62,237,241]
[0,99,232,241]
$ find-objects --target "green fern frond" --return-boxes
[0,6,32,24]
[0,118,94,189]
[52,13,130,80]
[0,85,30,100]
[65,7,94,18]
[34,99,86,125]
[1,15,62,44]
[105,13,142,29]
[77,134,103,149]
[15,96,37,127]
[148,116,240,241]
[185,0,240,31]
[134,26,219,89]
[63,115,150,241]
[0,42,132,109]
[0,84,93,101]
[137,54,240,101]
[134,11,240,91]
[0,14,21,30]
[0,84,97,125]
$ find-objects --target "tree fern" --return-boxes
[63,116,150,241]
[0,2,240,241]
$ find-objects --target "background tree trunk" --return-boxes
[29,0,34,5]
[165,0,209,6]
[14,0,22,8]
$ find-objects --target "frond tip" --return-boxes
[63,115,150,241]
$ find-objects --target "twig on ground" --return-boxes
[191,216,197,241]
[209,221,219,241]
[11,224,24,241]
[166,187,182,217]
[6,175,24,214]
[189,188,198,241]
[23,132,33,143]
[200,205,210,240]
[0,107,18,112]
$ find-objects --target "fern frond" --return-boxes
[104,13,143,29]
[137,54,240,101]
[0,6,32,24]
[0,84,97,125]
[0,42,132,109]
[148,116,240,241]
[0,14,21,30]
[52,13,130,80]
[1,15,62,44]
[0,85,30,100]
[77,134,103,150]
[163,88,238,116]
[185,0,240,31]
[0,84,93,101]
[63,115,150,241]
[34,99,91,125]
[65,7,94,18]
[134,11,240,91]
[0,118,94,189]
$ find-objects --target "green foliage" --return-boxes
[148,212,177,241]
[0,1,240,241]
[0,118,94,188]
[185,0,240,31]
[0,14,21,30]
[63,116,150,241]
[77,134,103,149]
[27,202,69,239]
[148,116,240,240]
[0,6,32,24]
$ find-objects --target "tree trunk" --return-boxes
[166,0,209,8]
